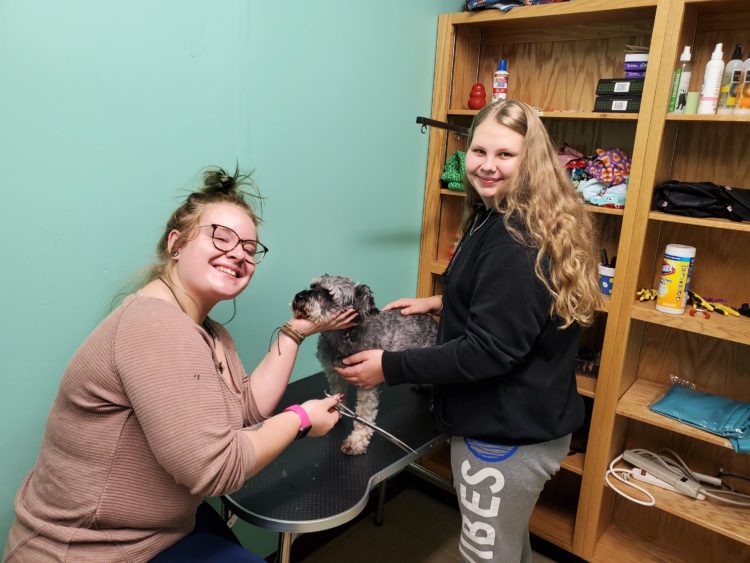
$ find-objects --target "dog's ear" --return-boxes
[354,284,378,315]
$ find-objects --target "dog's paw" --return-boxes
[340,436,369,456]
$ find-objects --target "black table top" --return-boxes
[222,373,443,533]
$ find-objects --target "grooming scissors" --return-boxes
[326,393,417,454]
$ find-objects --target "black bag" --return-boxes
[653,180,750,222]
[724,186,750,221]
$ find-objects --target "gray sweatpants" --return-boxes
[450,434,571,563]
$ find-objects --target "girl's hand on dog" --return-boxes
[289,308,359,337]
[335,350,385,389]
[383,295,442,316]
[300,395,343,437]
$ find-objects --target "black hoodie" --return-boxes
[383,209,584,444]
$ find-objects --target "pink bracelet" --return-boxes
[283,404,311,439]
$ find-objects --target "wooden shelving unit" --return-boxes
[415,0,750,560]
[581,0,750,561]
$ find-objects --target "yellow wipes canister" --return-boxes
[655,244,696,314]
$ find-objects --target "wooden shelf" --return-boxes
[447,109,638,121]
[417,440,452,481]
[593,523,693,563]
[586,205,625,216]
[616,379,734,450]
[449,0,657,24]
[612,472,750,546]
[630,300,750,346]
[560,452,585,476]
[430,260,448,275]
[666,113,750,122]
[576,373,597,399]
[648,211,750,233]
[529,496,576,552]
[437,192,623,216]
[439,188,465,197]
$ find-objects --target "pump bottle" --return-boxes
[734,56,750,114]
[668,46,692,113]
[698,43,725,114]
[491,60,509,103]
[717,44,743,114]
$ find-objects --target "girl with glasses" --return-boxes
[4,167,356,562]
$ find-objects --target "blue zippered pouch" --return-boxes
[649,384,750,454]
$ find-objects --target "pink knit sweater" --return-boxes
[4,294,262,562]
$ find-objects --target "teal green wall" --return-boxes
[0,0,458,556]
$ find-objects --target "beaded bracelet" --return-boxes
[280,321,306,345]
[270,321,307,355]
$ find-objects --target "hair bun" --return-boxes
[202,166,238,194]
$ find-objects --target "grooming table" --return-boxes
[221,372,446,563]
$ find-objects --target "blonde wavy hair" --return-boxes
[461,100,600,327]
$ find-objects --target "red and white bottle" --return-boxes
[491,59,509,103]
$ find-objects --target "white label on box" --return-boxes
[613,82,630,93]
[612,100,628,111]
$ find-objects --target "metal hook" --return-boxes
[416,116,470,137]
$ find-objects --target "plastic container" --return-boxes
[668,46,692,113]
[717,44,743,114]
[684,91,700,114]
[655,244,696,315]
[598,265,615,296]
[491,59,509,103]
[596,77,644,95]
[698,43,725,114]
[593,96,641,113]
[734,57,750,114]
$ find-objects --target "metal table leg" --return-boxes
[373,481,387,526]
[277,531,293,563]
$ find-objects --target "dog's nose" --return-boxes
[292,290,312,310]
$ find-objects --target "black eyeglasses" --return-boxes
[199,224,269,265]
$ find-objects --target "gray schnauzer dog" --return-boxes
[292,275,437,455]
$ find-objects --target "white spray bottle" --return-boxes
[698,43,724,114]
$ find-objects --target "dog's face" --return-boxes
[292,274,377,323]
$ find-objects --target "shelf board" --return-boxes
[417,441,452,482]
[648,210,750,233]
[586,204,625,216]
[611,468,750,546]
[593,522,693,562]
[666,113,750,122]
[560,452,585,475]
[430,260,448,275]
[597,294,610,313]
[447,109,638,121]
[576,373,597,399]
[630,300,750,346]
[449,0,657,25]
[440,188,465,197]
[438,196,626,218]
[528,496,575,552]
[616,379,733,450]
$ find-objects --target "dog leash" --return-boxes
[326,393,417,454]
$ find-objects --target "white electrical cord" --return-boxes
[606,448,750,508]
[605,453,656,506]
[656,448,750,507]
